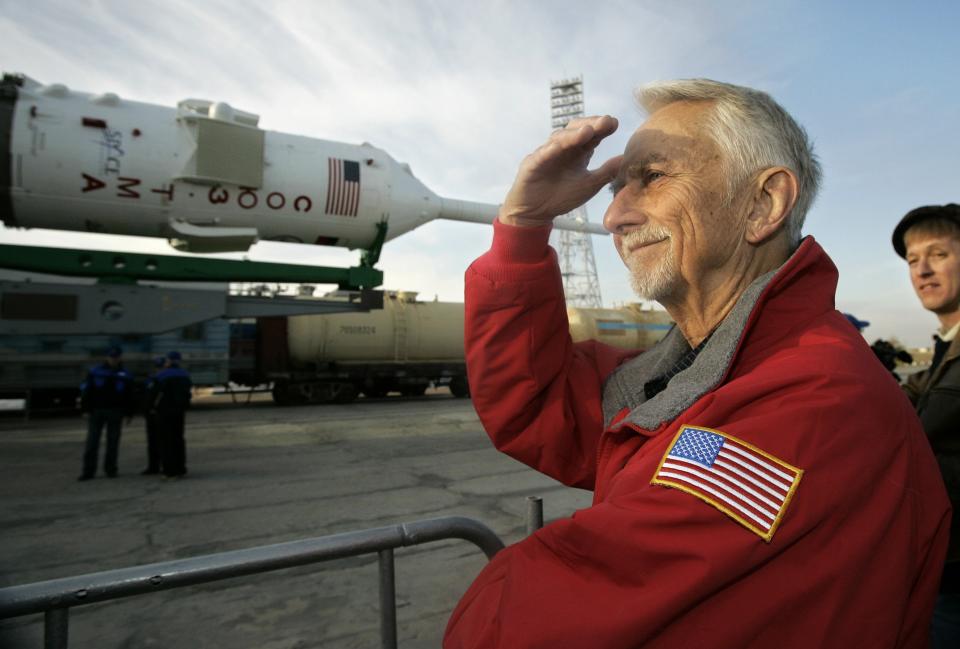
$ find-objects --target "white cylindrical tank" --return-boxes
[567,303,673,349]
[287,292,464,365]
[286,295,673,366]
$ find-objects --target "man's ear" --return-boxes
[744,167,799,244]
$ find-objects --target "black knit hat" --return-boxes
[892,203,960,258]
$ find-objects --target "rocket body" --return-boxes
[0,75,605,253]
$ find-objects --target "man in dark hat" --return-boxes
[149,350,192,479]
[893,203,960,647]
[140,356,167,475]
[78,346,136,480]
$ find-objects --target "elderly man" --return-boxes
[893,203,960,647]
[445,80,950,648]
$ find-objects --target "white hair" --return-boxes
[635,79,822,246]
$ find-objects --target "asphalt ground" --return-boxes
[0,391,592,649]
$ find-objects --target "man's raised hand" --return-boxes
[499,115,623,228]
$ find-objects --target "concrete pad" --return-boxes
[0,394,593,648]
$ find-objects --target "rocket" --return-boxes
[0,73,607,254]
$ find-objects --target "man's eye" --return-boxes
[644,170,665,184]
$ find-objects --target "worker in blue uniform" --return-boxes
[150,351,193,479]
[140,356,167,475]
[78,346,135,481]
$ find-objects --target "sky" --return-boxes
[1,0,958,347]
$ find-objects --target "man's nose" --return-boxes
[603,188,645,234]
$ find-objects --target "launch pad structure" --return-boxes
[550,76,603,309]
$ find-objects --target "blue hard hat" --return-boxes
[107,345,123,358]
[167,350,182,361]
[843,313,870,331]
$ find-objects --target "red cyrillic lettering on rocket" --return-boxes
[267,192,286,210]
[208,187,229,204]
[238,188,258,209]
[151,185,175,201]
[116,177,141,199]
[81,173,107,193]
[294,196,312,213]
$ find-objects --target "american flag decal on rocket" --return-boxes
[325,158,361,217]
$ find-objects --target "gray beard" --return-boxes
[627,253,681,302]
[620,230,680,302]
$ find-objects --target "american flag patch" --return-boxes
[325,158,361,216]
[651,426,802,542]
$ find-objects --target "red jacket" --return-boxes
[445,220,950,649]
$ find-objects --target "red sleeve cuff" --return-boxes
[489,218,553,264]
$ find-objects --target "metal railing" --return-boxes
[0,516,506,649]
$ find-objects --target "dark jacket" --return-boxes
[150,365,192,414]
[904,336,960,565]
[80,363,135,414]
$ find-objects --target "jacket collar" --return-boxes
[948,337,960,362]
[603,236,838,430]
[936,321,960,342]
[923,335,960,388]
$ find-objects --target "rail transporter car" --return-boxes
[0,291,673,408]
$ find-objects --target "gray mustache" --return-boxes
[620,230,671,247]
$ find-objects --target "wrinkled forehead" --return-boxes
[624,101,717,164]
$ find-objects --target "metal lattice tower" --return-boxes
[550,76,602,308]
